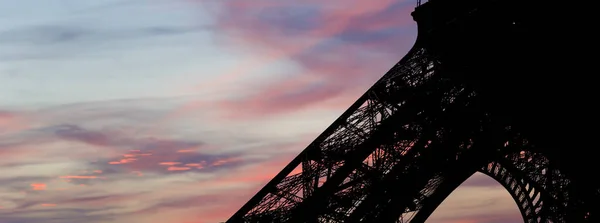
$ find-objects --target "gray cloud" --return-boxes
[124,193,227,216]
[0,24,205,62]
[0,24,203,46]
[0,176,54,192]
[0,207,114,223]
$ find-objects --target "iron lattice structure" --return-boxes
[226,0,597,222]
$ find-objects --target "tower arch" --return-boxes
[425,172,522,223]
[405,150,569,223]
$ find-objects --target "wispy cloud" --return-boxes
[176,0,418,120]
[0,94,312,222]
[0,0,208,62]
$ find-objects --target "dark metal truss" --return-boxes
[226,0,597,222]
[226,41,595,222]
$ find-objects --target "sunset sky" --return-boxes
[0,0,522,222]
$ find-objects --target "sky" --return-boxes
[0,0,523,222]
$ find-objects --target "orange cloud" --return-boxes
[31,183,46,191]
[108,158,137,165]
[159,162,181,166]
[40,203,56,207]
[211,158,241,166]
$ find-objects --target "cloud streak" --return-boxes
[144,0,417,124]
[180,0,418,121]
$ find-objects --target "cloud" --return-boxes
[0,98,216,213]
[30,183,47,191]
[48,123,203,154]
[177,0,418,120]
[0,24,205,62]
[112,153,298,223]
[0,139,299,222]
[0,110,31,135]
[0,0,209,63]
[168,166,191,171]
[0,206,115,223]
[59,176,98,179]
[0,24,202,47]
[0,92,320,222]
[136,0,419,123]
[57,192,146,207]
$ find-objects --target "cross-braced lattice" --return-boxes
[226,0,598,222]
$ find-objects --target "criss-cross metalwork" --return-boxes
[226,0,598,222]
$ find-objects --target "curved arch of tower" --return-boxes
[406,150,571,223]
[226,0,597,222]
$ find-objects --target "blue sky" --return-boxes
[0,0,522,222]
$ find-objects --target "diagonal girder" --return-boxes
[226,0,599,222]
[228,44,446,223]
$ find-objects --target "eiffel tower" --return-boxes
[226,0,597,222]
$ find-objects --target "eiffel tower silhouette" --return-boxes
[226,0,597,222]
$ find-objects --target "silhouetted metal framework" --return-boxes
[226,0,598,222]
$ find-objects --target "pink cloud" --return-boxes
[51,125,203,163]
[108,158,137,165]
[38,125,225,176]
[123,157,296,222]
[59,176,98,179]
[96,141,246,177]
[167,166,191,171]
[185,163,204,168]
[215,44,399,119]
[213,0,400,50]
[156,0,414,123]
[0,110,30,135]
[211,2,415,119]
[187,156,295,195]
[0,144,38,164]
